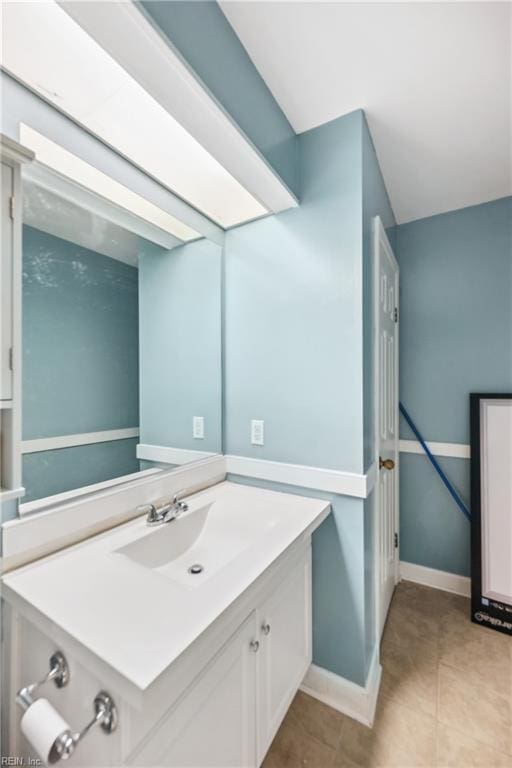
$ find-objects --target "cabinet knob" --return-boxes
[250,640,260,653]
[261,623,271,636]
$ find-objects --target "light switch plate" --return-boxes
[193,416,204,439]
[251,419,264,446]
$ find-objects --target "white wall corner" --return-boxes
[400,561,470,598]
[300,648,382,728]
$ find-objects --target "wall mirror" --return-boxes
[19,159,222,512]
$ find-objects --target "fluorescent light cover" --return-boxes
[20,125,201,243]
[2,1,268,227]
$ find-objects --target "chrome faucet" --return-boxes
[137,491,189,526]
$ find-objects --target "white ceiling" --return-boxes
[220,1,512,224]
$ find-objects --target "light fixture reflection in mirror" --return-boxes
[19,168,222,513]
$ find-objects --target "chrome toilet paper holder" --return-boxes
[49,691,118,762]
[17,652,118,762]
[17,651,70,709]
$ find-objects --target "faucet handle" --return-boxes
[172,491,189,512]
[137,503,159,525]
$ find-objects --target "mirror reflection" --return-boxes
[20,167,222,508]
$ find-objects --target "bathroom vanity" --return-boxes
[2,481,330,767]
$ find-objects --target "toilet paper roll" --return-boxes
[21,698,71,765]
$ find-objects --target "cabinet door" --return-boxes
[1,161,14,401]
[257,546,312,763]
[129,613,258,768]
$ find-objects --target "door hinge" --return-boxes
[8,347,13,371]
[394,532,399,548]
[9,195,15,220]
[394,307,398,323]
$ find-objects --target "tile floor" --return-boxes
[263,580,512,767]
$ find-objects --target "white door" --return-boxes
[374,217,399,636]
[256,547,311,764]
[129,613,258,768]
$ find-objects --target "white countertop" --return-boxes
[2,481,330,691]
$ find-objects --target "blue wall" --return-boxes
[139,238,222,452]
[396,196,512,575]
[228,475,368,686]
[399,453,470,576]
[22,226,140,501]
[225,111,364,473]
[0,500,17,525]
[225,111,394,686]
[140,1,298,197]
[23,439,140,503]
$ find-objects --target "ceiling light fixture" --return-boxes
[2,0,269,228]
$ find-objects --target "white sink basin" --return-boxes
[115,500,279,587]
[2,482,330,690]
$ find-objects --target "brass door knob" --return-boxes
[379,457,395,470]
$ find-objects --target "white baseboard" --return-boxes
[300,648,382,728]
[400,561,470,598]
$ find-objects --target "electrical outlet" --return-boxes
[251,419,264,446]
[193,416,204,439]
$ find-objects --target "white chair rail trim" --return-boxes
[2,453,379,573]
[136,443,217,465]
[399,439,470,460]
[22,428,140,454]
[225,455,377,498]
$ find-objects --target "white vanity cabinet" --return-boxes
[126,542,311,767]
[256,545,311,763]
[6,538,313,768]
[129,613,258,767]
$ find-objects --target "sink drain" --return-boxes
[188,563,204,575]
